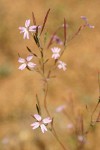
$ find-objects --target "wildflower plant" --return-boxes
[18,9,99,150]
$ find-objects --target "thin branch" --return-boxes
[47,26,61,48]
[32,12,36,25]
[64,18,67,46]
[40,9,50,36]
[51,124,69,150]
[43,81,50,116]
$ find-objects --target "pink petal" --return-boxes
[51,47,61,53]
[34,114,42,121]
[19,27,26,33]
[56,105,66,112]
[40,124,47,133]
[26,55,33,61]
[29,26,37,32]
[56,48,61,53]
[42,117,52,124]
[81,16,88,22]
[52,54,60,59]
[18,63,26,70]
[87,24,95,29]
[25,19,30,28]
[18,57,25,63]
[29,25,42,32]
[27,62,36,68]
[53,35,63,45]
[31,122,40,129]
[23,30,29,39]
[51,48,55,53]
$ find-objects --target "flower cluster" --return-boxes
[18,19,67,72]
[81,16,95,29]
[18,14,94,146]
[51,47,67,71]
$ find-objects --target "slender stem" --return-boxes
[51,126,69,150]
[85,98,100,135]
[38,43,50,116]
[43,81,50,116]
[91,100,100,123]
[43,76,68,150]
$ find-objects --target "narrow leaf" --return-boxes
[36,104,40,114]
[44,32,48,45]
[18,53,20,57]
[40,8,50,36]
[26,46,32,53]
[69,25,83,42]
[43,58,49,64]
[96,111,100,122]
[34,35,40,47]
[26,46,37,57]
[36,94,41,115]
[47,31,56,48]
[35,26,39,37]
[32,12,36,25]
[64,18,67,46]
[31,114,34,118]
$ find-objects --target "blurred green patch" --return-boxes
[0,64,12,78]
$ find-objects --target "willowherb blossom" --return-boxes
[31,114,52,133]
[51,47,61,59]
[18,55,36,70]
[57,61,67,71]
[81,16,95,29]
[19,19,41,39]
[52,35,63,45]
[56,105,66,112]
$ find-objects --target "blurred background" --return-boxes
[0,0,100,149]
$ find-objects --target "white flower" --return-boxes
[81,16,95,29]
[31,114,52,133]
[51,47,61,59]
[19,19,41,39]
[56,105,66,112]
[18,55,36,70]
[58,61,67,71]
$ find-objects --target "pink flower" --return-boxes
[81,16,95,29]
[31,114,52,133]
[52,35,63,45]
[51,47,61,59]
[56,105,66,112]
[19,19,41,39]
[58,61,67,71]
[18,55,36,70]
